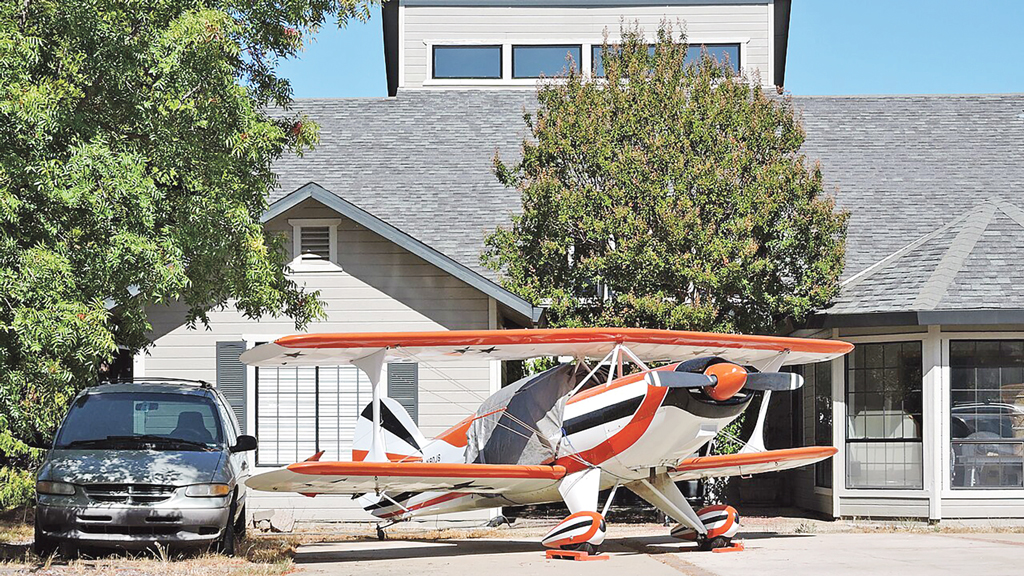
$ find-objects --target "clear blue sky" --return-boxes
[278,1,1024,98]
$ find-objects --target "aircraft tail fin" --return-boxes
[352,397,427,462]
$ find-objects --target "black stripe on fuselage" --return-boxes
[562,394,645,436]
[364,491,419,511]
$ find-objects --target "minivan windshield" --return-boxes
[54,392,224,450]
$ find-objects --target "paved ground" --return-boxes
[292,527,1024,576]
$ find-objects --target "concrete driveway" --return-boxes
[293,529,1024,576]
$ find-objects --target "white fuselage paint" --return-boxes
[365,372,751,521]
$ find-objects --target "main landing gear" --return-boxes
[670,504,742,552]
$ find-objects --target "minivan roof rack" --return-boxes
[99,377,213,389]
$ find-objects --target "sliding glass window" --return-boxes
[950,340,1024,489]
[591,43,740,78]
[846,342,923,489]
[512,45,581,78]
[432,45,502,79]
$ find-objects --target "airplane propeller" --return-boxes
[651,358,803,402]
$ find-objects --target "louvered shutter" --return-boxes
[387,363,418,424]
[216,341,247,434]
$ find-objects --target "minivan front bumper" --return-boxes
[37,491,230,550]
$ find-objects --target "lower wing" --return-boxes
[670,446,837,480]
[246,461,567,495]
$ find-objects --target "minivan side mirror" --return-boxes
[231,435,258,453]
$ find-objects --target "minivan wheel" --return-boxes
[33,521,58,558]
[215,499,238,556]
[233,502,247,539]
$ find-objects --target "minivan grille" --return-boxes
[83,484,176,504]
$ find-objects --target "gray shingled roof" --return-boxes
[270,91,1024,317]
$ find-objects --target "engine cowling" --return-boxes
[541,511,607,549]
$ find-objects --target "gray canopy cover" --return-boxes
[465,364,578,465]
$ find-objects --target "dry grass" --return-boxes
[0,507,314,576]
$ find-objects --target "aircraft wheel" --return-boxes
[376,527,387,541]
[565,542,596,555]
[698,536,731,551]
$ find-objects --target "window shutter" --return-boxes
[299,226,331,260]
[387,363,418,424]
[216,341,247,434]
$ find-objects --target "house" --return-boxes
[139,0,1024,521]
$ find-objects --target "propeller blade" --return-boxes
[744,372,804,392]
[650,371,715,389]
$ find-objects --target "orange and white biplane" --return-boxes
[241,328,851,553]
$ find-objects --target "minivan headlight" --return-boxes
[36,481,76,495]
[185,483,230,497]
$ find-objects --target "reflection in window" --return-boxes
[433,45,502,79]
[591,43,740,78]
[950,340,1024,489]
[846,342,923,489]
[513,45,581,78]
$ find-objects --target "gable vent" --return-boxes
[300,226,331,260]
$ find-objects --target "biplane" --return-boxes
[241,328,851,553]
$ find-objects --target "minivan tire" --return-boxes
[33,522,58,558]
[215,498,238,556]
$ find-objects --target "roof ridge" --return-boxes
[912,202,998,310]
[841,209,973,291]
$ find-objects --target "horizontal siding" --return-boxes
[839,496,930,519]
[144,200,494,439]
[404,4,772,88]
[941,498,1024,519]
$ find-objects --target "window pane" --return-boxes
[845,341,923,489]
[513,45,581,78]
[433,46,501,79]
[949,340,1024,489]
[685,43,740,73]
[846,441,924,489]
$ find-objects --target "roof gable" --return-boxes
[264,182,542,326]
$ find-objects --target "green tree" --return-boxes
[484,23,848,336]
[0,0,375,507]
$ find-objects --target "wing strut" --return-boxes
[352,348,388,463]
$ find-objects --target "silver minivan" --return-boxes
[34,380,256,557]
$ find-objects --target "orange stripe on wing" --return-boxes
[673,446,838,472]
[287,461,567,480]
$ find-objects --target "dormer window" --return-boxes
[289,219,340,270]
[432,45,502,79]
[592,42,741,78]
[512,45,581,79]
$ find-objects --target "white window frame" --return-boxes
[288,218,341,272]
[422,36,751,87]
[939,330,1024,500]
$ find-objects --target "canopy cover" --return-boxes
[465,364,578,466]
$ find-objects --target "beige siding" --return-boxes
[839,496,930,519]
[404,4,772,88]
[142,200,495,519]
[940,498,1024,519]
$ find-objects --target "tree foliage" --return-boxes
[484,23,848,336]
[0,0,375,503]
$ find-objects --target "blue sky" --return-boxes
[278,0,1024,98]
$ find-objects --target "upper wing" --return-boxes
[246,461,566,495]
[240,328,852,367]
[670,446,837,481]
